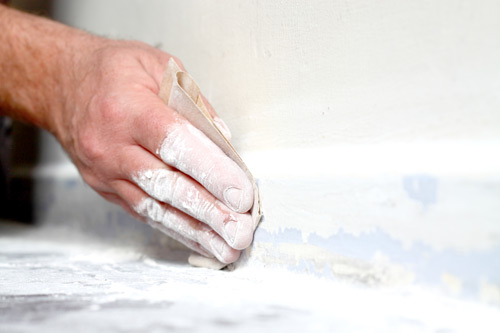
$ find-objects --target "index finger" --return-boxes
[133,97,253,213]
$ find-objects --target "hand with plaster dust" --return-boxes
[0,5,255,264]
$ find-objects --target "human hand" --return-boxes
[50,39,255,263]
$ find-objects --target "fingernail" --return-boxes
[213,117,232,140]
[224,220,238,246]
[224,187,242,212]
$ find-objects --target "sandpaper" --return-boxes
[158,58,262,269]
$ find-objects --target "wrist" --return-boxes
[48,31,107,140]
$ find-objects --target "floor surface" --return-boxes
[1,223,500,333]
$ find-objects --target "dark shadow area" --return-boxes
[7,0,53,16]
[0,117,13,214]
[0,1,55,223]
[0,121,39,223]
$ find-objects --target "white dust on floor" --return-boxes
[1,231,499,333]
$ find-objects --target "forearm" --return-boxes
[0,4,102,132]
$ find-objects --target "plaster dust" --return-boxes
[1,230,500,333]
[133,168,210,216]
[133,197,230,263]
[156,121,236,196]
[133,168,242,230]
[245,241,416,287]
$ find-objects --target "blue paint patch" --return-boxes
[253,226,500,300]
[254,227,304,244]
[402,174,437,207]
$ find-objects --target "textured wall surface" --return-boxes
[13,0,500,304]
[51,0,500,151]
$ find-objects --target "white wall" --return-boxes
[40,0,500,302]
[52,0,500,151]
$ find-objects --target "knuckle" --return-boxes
[97,95,123,123]
[77,128,107,163]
